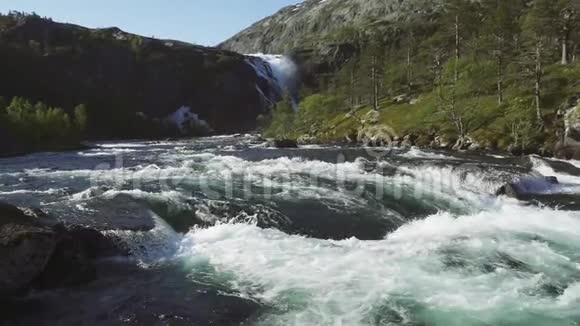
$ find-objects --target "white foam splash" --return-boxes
[166,106,212,135]
[0,188,64,195]
[531,156,580,193]
[104,211,181,267]
[178,203,580,325]
[96,143,149,148]
[400,147,460,160]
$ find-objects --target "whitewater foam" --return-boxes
[400,147,460,160]
[4,137,580,325]
[179,203,580,325]
[531,156,580,193]
[105,211,181,267]
[0,188,65,195]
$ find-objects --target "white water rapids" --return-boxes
[1,136,580,325]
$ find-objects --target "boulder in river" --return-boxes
[0,202,57,297]
[0,202,126,298]
[495,176,560,199]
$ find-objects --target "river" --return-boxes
[1,135,580,325]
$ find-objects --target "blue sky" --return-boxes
[0,0,298,46]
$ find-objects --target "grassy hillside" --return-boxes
[262,0,580,156]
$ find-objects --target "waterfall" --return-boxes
[246,54,299,110]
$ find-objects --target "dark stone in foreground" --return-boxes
[0,202,126,298]
[0,203,57,297]
[0,201,259,326]
[3,262,260,326]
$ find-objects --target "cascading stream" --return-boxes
[246,54,299,109]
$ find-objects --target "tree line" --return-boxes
[0,97,88,154]
[265,0,580,153]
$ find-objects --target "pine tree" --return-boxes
[358,38,385,111]
[402,28,417,92]
[442,0,482,83]
[482,0,520,105]
[336,59,361,110]
[521,0,559,126]
[556,0,580,65]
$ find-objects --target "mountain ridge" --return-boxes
[219,0,444,54]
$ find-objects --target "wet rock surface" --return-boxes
[0,202,126,298]
[3,262,260,326]
[267,138,299,148]
[58,195,157,232]
[0,202,57,297]
[496,176,560,199]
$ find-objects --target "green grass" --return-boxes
[263,61,580,153]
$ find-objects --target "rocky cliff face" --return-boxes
[0,15,275,136]
[220,0,444,90]
[219,0,443,54]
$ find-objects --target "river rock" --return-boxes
[0,202,127,298]
[429,135,454,149]
[0,202,57,297]
[495,176,560,199]
[267,139,298,148]
[33,224,127,290]
[452,136,480,151]
[62,195,157,232]
[401,134,415,148]
[357,125,396,147]
[297,134,317,145]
